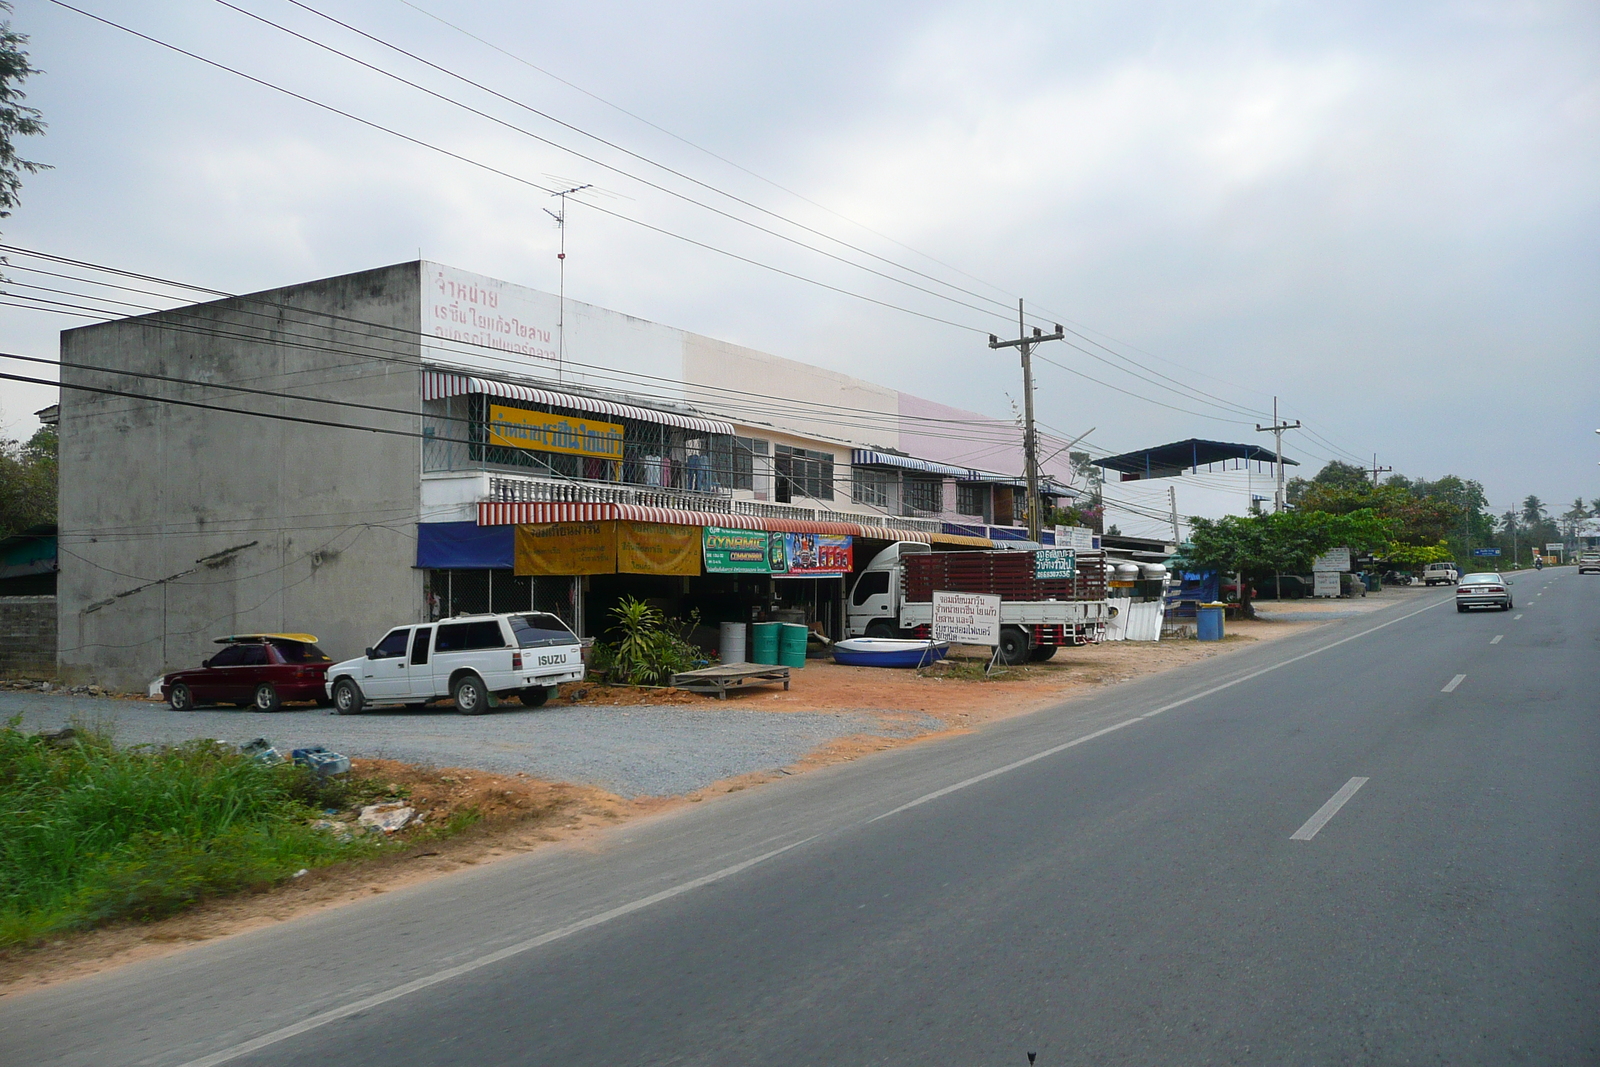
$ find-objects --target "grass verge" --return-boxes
[0,717,404,948]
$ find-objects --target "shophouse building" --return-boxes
[58,260,1082,689]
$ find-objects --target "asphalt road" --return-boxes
[3,568,1594,1066]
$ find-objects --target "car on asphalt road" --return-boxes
[163,633,334,711]
[1579,551,1600,574]
[1423,561,1460,586]
[1455,572,1513,612]
[325,612,585,715]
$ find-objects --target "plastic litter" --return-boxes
[310,818,353,842]
[238,738,285,764]
[357,803,416,833]
[291,745,351,776]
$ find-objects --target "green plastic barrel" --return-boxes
[750,622,782,665]
[778,623,809,669]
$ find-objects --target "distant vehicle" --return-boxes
[1579,552,1600,575]
[1423,562,1459,586]
[163,633,333,711]
[1456,573,1513,612]
[325,612,584,715]
[844,542,1112,665]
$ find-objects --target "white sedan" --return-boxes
[1456,572,1513,612]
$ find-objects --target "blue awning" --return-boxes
[851,450,971,478]
[417,522,514,569]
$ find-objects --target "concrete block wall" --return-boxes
[58,263,427,690]
[0,596,57,677]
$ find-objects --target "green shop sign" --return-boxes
[703,527,779,573]
[1033,548,1076,580]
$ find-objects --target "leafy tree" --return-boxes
[0,1,47,225]
[1182,508,1393,617]
[1285,460,1370,507]
[1381,541,1455,568]
[0,424,55,535]
[1560,498,1589,540]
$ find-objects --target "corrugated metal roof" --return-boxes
[424,371,734,436]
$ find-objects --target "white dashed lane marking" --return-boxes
[1291,777,1370,841]
[1490,635,1503,644]
[1442,674,1466,693]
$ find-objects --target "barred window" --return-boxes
[956,483,987,517]
[903,476,942,513]
[775,445,834,502]
[852,467,894,509]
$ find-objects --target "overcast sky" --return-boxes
[3,0,1596,536]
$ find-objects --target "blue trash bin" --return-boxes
[1196,602,1226,642]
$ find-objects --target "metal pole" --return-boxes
[1019,300,1040,542]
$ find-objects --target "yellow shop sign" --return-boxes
[487,404,625,460]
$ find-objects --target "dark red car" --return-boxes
[163,634,334,711]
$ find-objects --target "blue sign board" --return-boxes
[1471,548,1501,557]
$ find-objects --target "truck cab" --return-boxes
[846,541,930,638]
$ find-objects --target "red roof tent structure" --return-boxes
[1092,438,1297,481]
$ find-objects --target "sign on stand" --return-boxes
[1313,547,1352,572]
[1313,571,1341,598]
[931,591,1002,646]
[931,590,1003,675]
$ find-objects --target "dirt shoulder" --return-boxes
[0,598,1412,993]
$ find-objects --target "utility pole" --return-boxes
[1367,454,1392,485]
[1255,397,1300,512]
[1168,484,1181,544]
[989,300,1064,543]
[544,183,592,381]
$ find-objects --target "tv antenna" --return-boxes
[544,183,592,377]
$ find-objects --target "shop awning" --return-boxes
[424,370,734,436]
[850,450,971,478]
[417,521,514,569]
[474,502,968,545]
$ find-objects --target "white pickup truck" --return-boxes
[326,611,585,715]
[1423,562,1460,586]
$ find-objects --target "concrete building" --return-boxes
[59,261,1082,689]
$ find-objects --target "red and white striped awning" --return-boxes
[475,502,935,543]
[423,371,734,436]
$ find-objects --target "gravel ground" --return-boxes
[0,693,942,797]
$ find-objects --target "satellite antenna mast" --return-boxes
[544,183,592,380]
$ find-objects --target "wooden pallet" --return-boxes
[669,663,792,700]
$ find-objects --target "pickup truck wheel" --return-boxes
[332,678,364,715]
[519,686,550,708]
[168,683,194,711]
[252,683,282,712]
[864,621,897,639]
[1027,645,1056,662]
[453,674,491,715]
[997,626,1031,666]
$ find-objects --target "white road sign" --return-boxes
[931,590,1002,646]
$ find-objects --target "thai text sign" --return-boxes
[1034,548,1076,580]
[1313,570,1341,598]
[1054,526,1095,552]
[488,404,624,460]
[1471,548,1501,557]
[1313,547,1352,572]
[931,590,1001,646]
[704,527,773,573]
[617,522,700,576]
[514,521,616,576]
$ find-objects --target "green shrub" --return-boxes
[0,719,380,946]
[603,599,708,685]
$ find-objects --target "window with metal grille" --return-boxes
[956,483,987,517]
[903,476,942,513]
[774,445,834,502]
[852,467,894,509]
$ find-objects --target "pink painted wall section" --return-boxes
[895,392,1078,483]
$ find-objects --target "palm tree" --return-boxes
[1521,495,1547,527]
[1562,498,1590,541]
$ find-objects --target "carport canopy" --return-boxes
[1092,438,1297,481]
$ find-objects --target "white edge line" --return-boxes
[1442,673,1466,693]
[177,835,817,1067]
[869,595,1449,823]
[1290,777,1369,840]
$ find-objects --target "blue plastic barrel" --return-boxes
[1196,603,1225,642]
